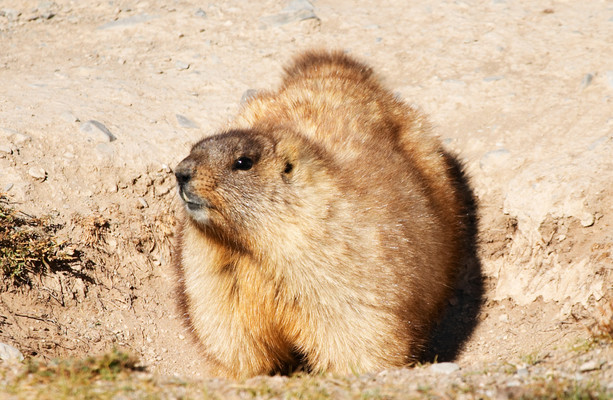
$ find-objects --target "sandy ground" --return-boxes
[0,0,611,386]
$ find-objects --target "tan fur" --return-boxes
[173,50,467,379]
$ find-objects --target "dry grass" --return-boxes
[0,194,76,288]
[2,352,611,400]
[589,298,613,344]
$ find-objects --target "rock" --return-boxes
[3,183,14,192]
[0,9,20,20]
[606,71,613,89]
[1,128,33,145]
[80,120,117,142]
[259,0,318,28]
[443,79,466,86]
[60,111,79,123]
[588,135,608,151]
[484,75,504,82]
[28,167,47,181]
[12,133,31,145]
[516,367,529,377]
[286,0,314,11]
[137,197,148,208]
[0,343,24,363]
[429,362,460,374]
[579,213,595,227]
[176,114,199,129]
[579,360,599,372]
[240,89,259,105]
[195,8,207,18]
[0,144,13,154]
[580,73,594,89]
[0,127,20,137]
[97,14,156,30]
[175,60,190,70]
[480,148,511,172]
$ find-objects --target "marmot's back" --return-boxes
[174,50,469,379]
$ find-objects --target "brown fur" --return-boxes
[173,50,468,379]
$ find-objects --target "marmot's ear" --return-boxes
[274,132,321,178]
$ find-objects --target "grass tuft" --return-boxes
[0,194,76,287]
[588,298,613,344]
[22,348,141,383]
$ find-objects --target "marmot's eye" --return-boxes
[284,163,293,174]
[233,156,254,171]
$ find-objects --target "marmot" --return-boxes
[174,50,468,379]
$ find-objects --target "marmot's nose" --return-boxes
[175,158,195,187]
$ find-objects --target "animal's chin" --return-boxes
[184,205,213,226]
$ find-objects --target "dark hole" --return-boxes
[284,163,293,174]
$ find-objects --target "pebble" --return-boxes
[175,60,190,70]
[240,89,259,105]
[11,132,31,145]
[176,114,199,129]
[60,111,79,123]
[97,14,156,30]
[195,8,207,18]
[0,144,13,154]
[516,367,529,377]
[588,135,608,151]
[580,73,594,89]
[80,120,117,142]
[0,343,24,363]
[28,167,47,181]
[429,362,460,374]
[286,0,315,11]
[138,197,148,208]
[484,75,504,82]
[3,183,14,192]
[579,360,599,372]
[606,71,613,89]
[506,379,521,387]
[0,9,20,20]
[579,212,595,227]
[479,148,511,171]
[443,79,466,86]
[259,0,318,28]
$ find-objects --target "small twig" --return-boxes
[14,312,58,324]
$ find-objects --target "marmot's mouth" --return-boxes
[179,188,208,210]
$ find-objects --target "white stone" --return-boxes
[0,343,24,363]
[429,362,460,374]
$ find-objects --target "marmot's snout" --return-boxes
[175,158,205,211]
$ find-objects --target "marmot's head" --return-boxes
[175,129,332,248]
